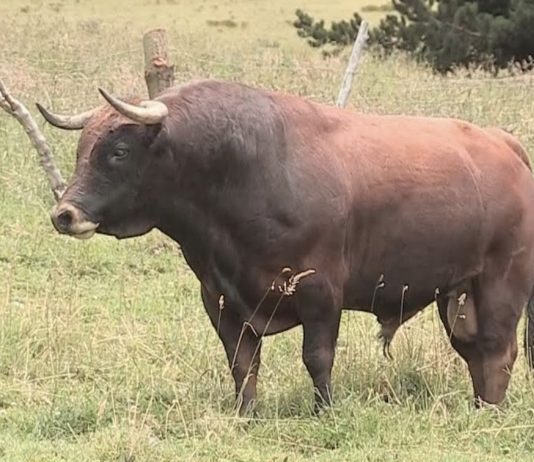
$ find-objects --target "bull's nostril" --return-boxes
[55,209,74,232]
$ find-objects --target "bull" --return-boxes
[36,79,534,414]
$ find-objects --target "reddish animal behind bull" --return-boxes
[37,80,534,414]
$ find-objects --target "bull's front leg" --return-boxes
[296,277,342,412]
[201,286,262,415]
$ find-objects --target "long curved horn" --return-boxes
[35,103,97,130]
[98,88,168,125]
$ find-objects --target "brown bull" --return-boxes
[37,80,534,413]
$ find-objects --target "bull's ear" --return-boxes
[143,123,163,147]
[145,123,167,156]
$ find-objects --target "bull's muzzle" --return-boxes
[50,203,99,240]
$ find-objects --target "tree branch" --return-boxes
[0,79,65,201]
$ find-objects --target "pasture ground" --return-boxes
[1,0,534,460]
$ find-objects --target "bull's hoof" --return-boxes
[474,396,502,412]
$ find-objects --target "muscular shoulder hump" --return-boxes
[485,127,532,171]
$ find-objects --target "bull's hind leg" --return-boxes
[469,274,523,405]
[437,274,526,406]
[436,291,485,401]
[201,286,262,415]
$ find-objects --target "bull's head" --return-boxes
[37,90,169,239]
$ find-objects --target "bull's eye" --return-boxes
[112,147,129,161]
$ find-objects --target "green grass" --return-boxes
[1,0,534,460]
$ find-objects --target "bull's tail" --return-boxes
[525,293,534,369]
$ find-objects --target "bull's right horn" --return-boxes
[36,103,97,130]
[98,88,168,125]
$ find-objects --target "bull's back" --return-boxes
[317,113,534,312]
[484,127,532,171]
[274,93,534,266]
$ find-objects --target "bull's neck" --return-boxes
[152,133,257,277]
[150,95,292,278]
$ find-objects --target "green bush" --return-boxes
[294,0,534,73]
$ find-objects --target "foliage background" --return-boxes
[294,0,534,73]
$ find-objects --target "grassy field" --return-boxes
[1,0,534,460]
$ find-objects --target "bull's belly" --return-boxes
[341,250,483,320]
[341,204,486,319]
[342,283,436,320]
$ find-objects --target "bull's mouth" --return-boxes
[64,220,100,240]
[70,222,99,240]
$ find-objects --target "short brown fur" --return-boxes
[44,80,534,413]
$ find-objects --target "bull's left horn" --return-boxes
[36,104,97,130]
[98,88,168,125]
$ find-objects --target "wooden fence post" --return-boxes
[336,21,369,108]
[143,29,175,99]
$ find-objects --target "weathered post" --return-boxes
[143,28,175,99]
[336,21,369,108]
